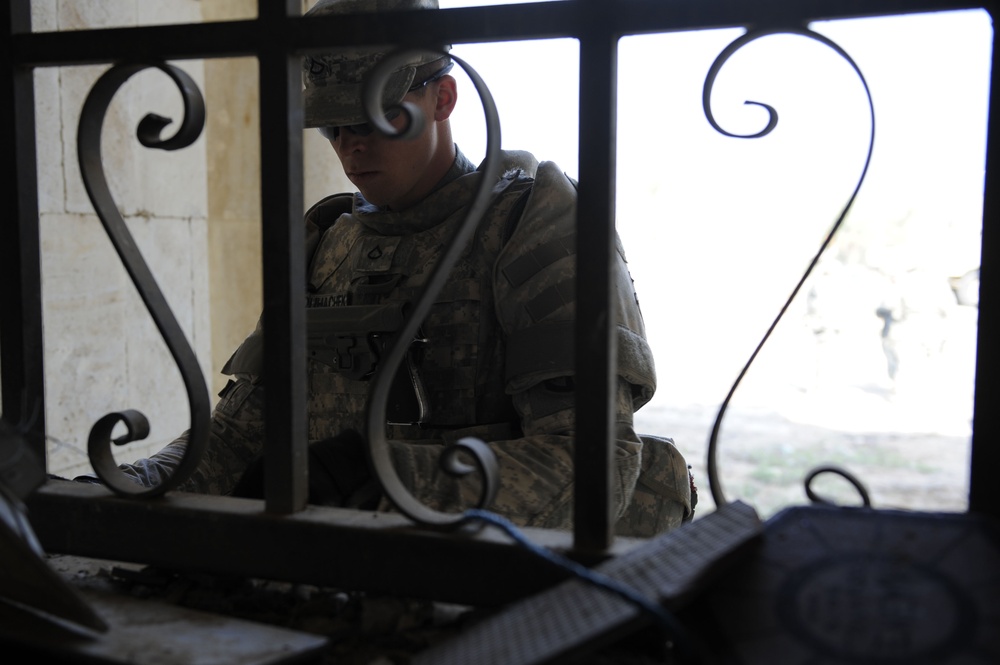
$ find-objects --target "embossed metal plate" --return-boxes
[685,505,1000,664]
[414,501,762,665]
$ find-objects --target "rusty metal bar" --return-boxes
[969,8,999,519]
[573,0,620,555]
[1,3,45,455]
[25,481,640,607]
[258,0,308,514]
[9,2,983,68]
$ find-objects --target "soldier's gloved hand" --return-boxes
[230,430,380,509]
[43,473,103,484]
[306,429,381,508]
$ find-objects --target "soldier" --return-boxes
[111,0,694,536]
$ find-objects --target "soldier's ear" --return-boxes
[432,75,457,121]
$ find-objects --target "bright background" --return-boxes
[440,4,992,516]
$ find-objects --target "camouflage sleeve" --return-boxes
[115,378,266,495]
[382,377,642,530]
[383,162,689,535]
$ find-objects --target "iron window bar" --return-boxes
[2,0,997,605]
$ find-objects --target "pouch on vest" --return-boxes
[307,303,430,426]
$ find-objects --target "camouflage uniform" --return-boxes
[118,149,693,535]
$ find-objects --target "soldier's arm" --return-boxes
[384,162,687,533]
[110,377,267,495]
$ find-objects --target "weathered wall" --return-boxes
[200,0,353,399]
[33,0,351,478]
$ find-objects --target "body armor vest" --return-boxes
[224,160,535,443]
[307,168,533,441]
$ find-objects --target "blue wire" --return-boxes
[464,509,692,655]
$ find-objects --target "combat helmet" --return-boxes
[303,0,452,128]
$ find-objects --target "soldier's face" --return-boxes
[328,78,456,211]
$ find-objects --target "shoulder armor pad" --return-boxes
[305,192,354,259]
[615,435,694,537]
[495,161,656,408]
[220,317,264,380]
[495,150,539,178]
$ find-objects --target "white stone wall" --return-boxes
[33,0,352,479]
[33,1,211,478]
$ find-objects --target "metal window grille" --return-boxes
[2,0,998,608]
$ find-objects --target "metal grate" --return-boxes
[2,0,998,608]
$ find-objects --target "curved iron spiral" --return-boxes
[804,465,872,508]
[78,63,211,498]
[702,27,876,509]
[362,49,502,529]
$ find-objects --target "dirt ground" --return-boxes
[635,395,972,523]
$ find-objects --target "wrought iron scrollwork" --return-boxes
[77,63,211,498]
[804,465,872,507]
[702,27,876,508]
[362,50,502,529]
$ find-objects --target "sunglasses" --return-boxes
[318,108,401,141]
[317,62,455,142]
